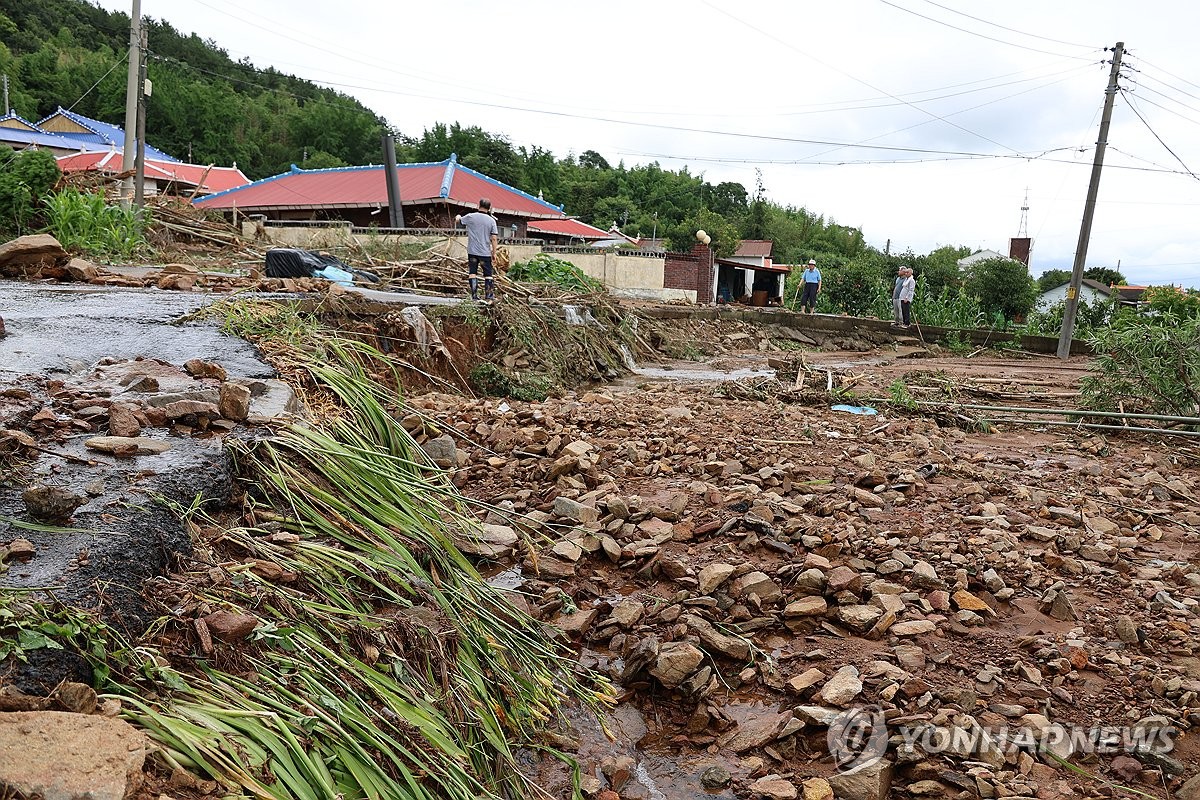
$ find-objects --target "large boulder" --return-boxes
[0,234,68,278]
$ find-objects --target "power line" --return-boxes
[699,0,1025,156]
[800,68,1090,162]
[1120,90,1200,181]
[155,49,1067,161]
[875,0,1100,60]
[917,0,1093,49]
[63,49,130,114]
[1120,91,1200,130]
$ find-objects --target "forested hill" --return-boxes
[0,0,387,178]
[2,0,878,261]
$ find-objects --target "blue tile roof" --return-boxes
[37,106,180,162]
[0,126,80,150]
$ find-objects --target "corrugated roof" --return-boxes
[37,107,180,162]
[735,239,773,258]
[195,155,566,219]
[57,151,250,194]
[527,218,610,239]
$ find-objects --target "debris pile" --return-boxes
[404,380,1200,797]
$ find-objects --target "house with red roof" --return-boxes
[57,150,250,197]
[525,217,611,245]
[715,239,790,305]
[194,154,567,235]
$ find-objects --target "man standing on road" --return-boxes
[799,259,822,313]
[898,266,917,328]
[891,265,906,326]
[456,198,499,301]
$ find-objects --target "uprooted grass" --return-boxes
[7,331,613,799]
[482,298,651,396]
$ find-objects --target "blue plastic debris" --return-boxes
[831,404,878,416]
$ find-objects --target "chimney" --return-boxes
[1009,237,1031,266]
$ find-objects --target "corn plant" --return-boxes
[42,188,147,260]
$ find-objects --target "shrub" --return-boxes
[0,145,60,236]
[508,253,603,293]
[1081,312,1200,421]
[43,188,147,260]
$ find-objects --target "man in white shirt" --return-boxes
[898,266,917,328]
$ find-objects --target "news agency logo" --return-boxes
[826,707,1176,773]
[826,706,889,771]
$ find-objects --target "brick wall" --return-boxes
[664,251,700,290]
[663,243,714,303]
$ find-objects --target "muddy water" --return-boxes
[0,281,271,378]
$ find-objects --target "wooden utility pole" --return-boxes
[1057,42,1124,360]
[120,0,142,204]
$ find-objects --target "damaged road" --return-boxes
[0,280,291,691]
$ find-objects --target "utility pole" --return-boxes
[2,74,9,114]
[133,27,148,209]
[1057,41,1124,360]
[120,0,142,205]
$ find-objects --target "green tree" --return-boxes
[966,258,1038,324]
[1037,268,1072,293]
[1083,266,1127,287]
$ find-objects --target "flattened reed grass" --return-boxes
[15,303,612,799]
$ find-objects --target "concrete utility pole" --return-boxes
[133,27,148,209]
[120,0,142,204]
[2,74,9,114]
[1057,41,1124,360]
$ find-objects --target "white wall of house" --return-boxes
[1036,283,1109,311]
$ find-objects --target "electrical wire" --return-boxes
[1120,91,1200,130]
[916,0,1094,49]
[699,0,1024,156]
[63,49,130,114]
[800,67,1091,162]
[1120,90,1200,181]
[875,0,1101,60]
[154,50,1068,161]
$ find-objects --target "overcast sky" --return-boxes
[95,0,1200,287]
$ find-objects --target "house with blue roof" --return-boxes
[36,107,180,162]
[0,111,81,155]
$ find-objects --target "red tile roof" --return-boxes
[57,151,250,194]
[735,239,773,258]
[194,155,566,219]
[527,218,610,239]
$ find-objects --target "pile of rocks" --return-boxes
[410,381,1200,798]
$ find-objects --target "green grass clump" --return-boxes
[6,331,612,800]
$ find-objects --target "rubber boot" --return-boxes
[484,278,495,301]
[469,276,479,301]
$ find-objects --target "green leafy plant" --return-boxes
[43,188,148,260]
[508,253,604,293]
[1081,312,1200,423]
[887,379,918,411]
[0,145,60,236]
[942,330,973,355]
